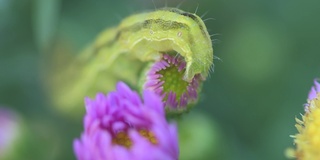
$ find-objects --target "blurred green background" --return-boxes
[1,0,320,159]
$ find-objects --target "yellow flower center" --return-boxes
[112,129,158,148]
[293,97,320,160]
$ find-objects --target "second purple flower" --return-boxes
[73,82,179,160]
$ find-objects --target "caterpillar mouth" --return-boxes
[144,54,202,113]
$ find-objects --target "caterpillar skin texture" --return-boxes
[50,7,213,113]
[93,7,213,81]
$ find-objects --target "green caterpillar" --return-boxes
[48,7,213,114]
[100,7,213,81]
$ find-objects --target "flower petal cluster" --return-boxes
[73,82,179,160]
[144,54,202,114]
[291,80,320,160]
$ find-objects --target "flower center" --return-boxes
[112,129,157,148]
[158,64,189,102]
[293,98,320,159]
[144,54,201,111]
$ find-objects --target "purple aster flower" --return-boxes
[307,79,320,100]
[144,54,202,114]
[0,107,20,158]
[73,82,179,160]
[305,79,320,112]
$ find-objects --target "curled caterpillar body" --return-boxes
[48,7,213,114]
[95,7,213,81]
